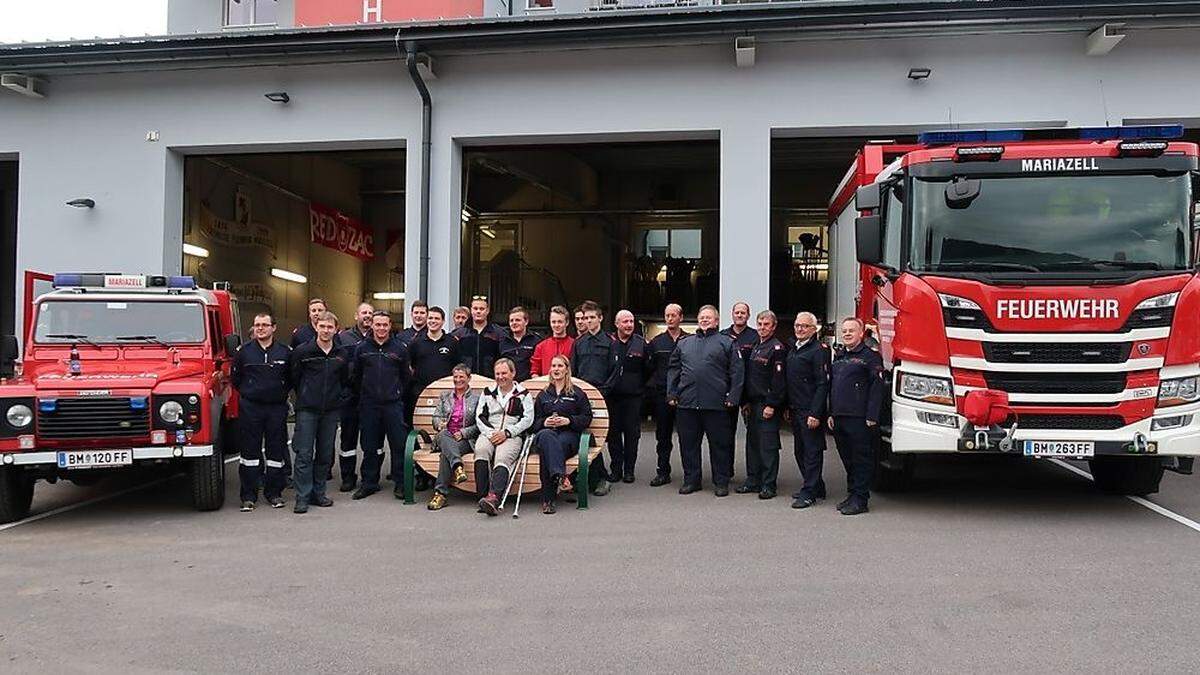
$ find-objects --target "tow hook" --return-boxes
[1126,432,1154,455]
[967,419,1019,452]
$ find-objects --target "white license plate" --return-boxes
[1023,440,1095,458]
[56,449,134,469]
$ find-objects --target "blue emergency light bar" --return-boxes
[51,273,196,290]
[918,124,1184,146]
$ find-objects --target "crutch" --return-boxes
[511,440,535,519]
[499,435,534,509]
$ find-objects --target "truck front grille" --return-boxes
[37,397,151,440]
[982,342,1129,364]
[1018,414,1125,430]
[983,372,1127,395]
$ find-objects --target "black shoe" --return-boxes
[339,477,356,493]
[649,474,671,487]
[839,499,869,516]
[678,483,701,495]
[837,497,851,511]
[622,472,635,484]
[268,496,286,509]
[240,500,256,513]
[310,496,334,508]
[735,483,760,494]
[714,485,730,498]
[792,496,817,509]
[758,488,776,500]
[352,486,379,500]
[293,503,309,514]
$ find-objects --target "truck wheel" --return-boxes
[872,436,914,492]
[0,466,35,524]
[190,452,226,511]
[1088,456,1164,496]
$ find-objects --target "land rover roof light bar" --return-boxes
[51,273,197,290]
[918,124,1184,146]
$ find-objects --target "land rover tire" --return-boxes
[190,451,225,511]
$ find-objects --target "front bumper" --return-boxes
[891,400,1200,456]
[0,444,215,467]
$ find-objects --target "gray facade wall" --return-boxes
[2,26,1200,335]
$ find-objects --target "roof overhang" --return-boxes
[3,0,1200,73]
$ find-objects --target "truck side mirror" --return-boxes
[0,335,18,379]
[855,184,882,211]
[945,177,982,209]
[224,334,242,355]
[856,215,884,266]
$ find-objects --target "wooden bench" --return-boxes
[401,375,608,509]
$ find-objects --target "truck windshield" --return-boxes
[909,173,1192,275]
[34,301,206,344]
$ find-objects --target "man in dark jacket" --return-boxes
[396,300,428,346]
[737,310,787,499]
[333,301,373,492]
[608,309,648,483]
[454,297,503,377]
[290,298,327,348]
[667,304,744,496]
[499,305,540,381]
[410,306,460,394]
[289,311,350,513]
[646,303,688,487]
[828,317,884,516]
[786,311,830,509]
[232,312,292,512]
[351,310,413,501]
[570,300,617,494]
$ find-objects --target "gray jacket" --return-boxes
[666,327,745,410]
[432,388,481,440]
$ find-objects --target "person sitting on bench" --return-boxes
[531,354,594,515]
[474,357,534,516]
[427,364,481,511]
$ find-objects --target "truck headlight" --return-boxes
[1136,292,1179,310]
[938,294,981,310]
[898,372,955,406]
[1158,377,1200,407]
[5,404,32,428]
[159,401,185,424]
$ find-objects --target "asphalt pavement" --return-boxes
[2,429,1197,673]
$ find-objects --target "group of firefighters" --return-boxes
[232,295,884,516]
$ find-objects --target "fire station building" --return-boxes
[1,0,1199,335]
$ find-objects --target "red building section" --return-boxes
[296,0,487,25]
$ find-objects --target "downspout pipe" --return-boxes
[402,37,432,304]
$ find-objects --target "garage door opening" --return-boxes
[0,160,16,337]
[461,141,719,326]
[181,150,405,334]
[771,135,916,327]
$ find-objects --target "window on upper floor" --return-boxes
[224,0,278,28]
[527,0,555,10]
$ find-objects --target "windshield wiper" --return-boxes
[1040,260,1163,271]
[44,333,103,349]
[924,261,1042,273]
[115,335,172,348]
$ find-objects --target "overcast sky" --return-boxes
[0,0,167,45]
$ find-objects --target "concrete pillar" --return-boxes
[719,125,771,319]
[407,134,461,314]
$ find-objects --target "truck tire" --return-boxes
[0,466,35,524]
[872,435,915,492]
[1088,456,1164,496]
[190,452,226,511]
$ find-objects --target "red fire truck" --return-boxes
[829,125,1199,496]
[0,273,242,522]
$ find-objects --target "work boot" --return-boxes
[240,500,256,513]
[678,483,701,495]
[714,485,730,498]
[478,492,501,516]
[293,502,309,514]
[735,483,760,494]
[836,497,851,511]
[352,486,380,500]
[267,496,286,509]
[311,496,334,508]
[839,499,869,516]
[622,471,635,484]
[649,473,671,487]
[339,477,356,493]
[758,487,777,500]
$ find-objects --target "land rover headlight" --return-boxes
[898,372,955,406]
[5,404,32,428]
[1159,377,1200,407]
[159,401,184,424]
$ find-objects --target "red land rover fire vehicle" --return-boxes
[0,273,242,522]
[829,125,1200,496]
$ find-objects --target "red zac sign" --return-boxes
[309,203,375,261]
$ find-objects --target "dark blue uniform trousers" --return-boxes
[677,408,734,489]
[358,400,408,492]
[652,394,677,477]
[744,402,782,490]
[338,402,360,481]
[238,399,289,503]
[534,428,580,501]
[790,412,827,500]
[607,394,642,478]
[832,415,875,501]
